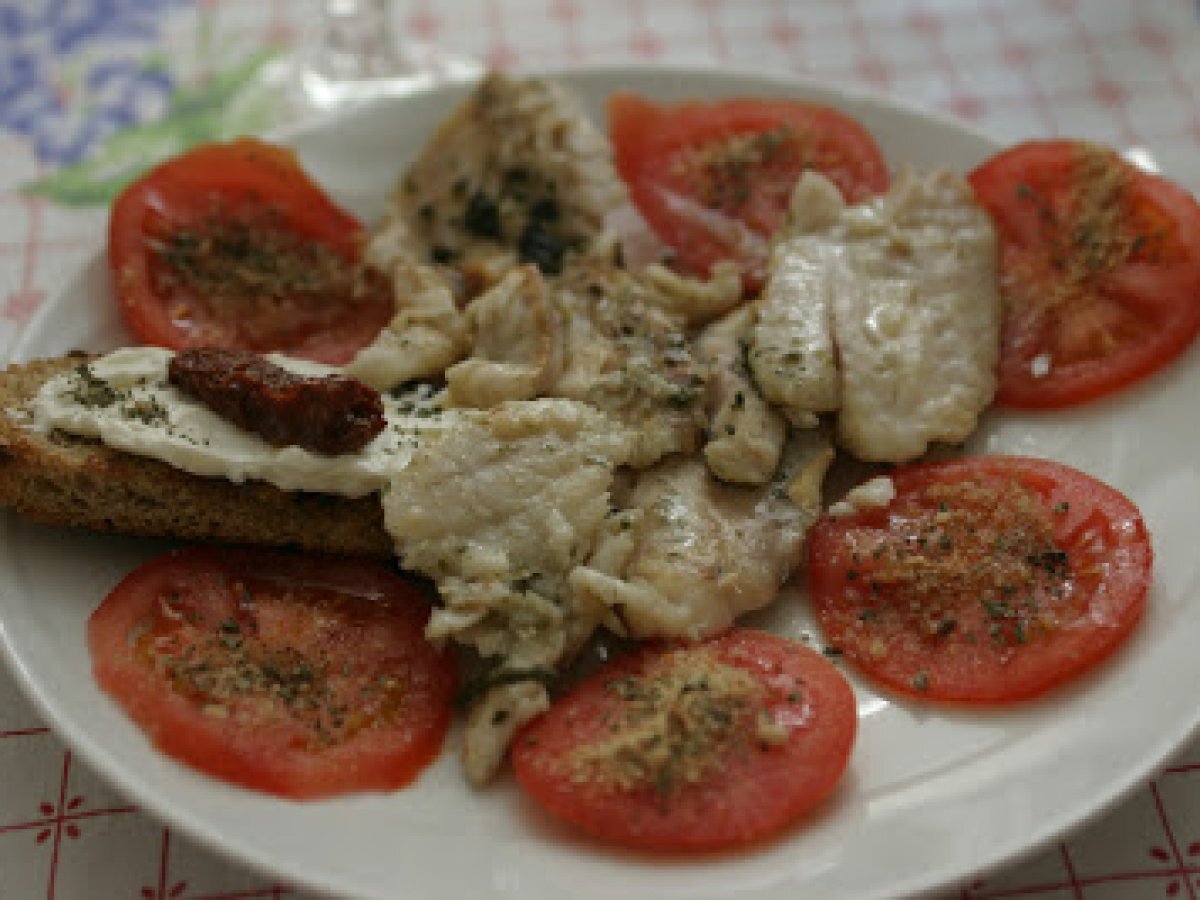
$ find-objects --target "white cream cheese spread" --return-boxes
[30,346,454,498]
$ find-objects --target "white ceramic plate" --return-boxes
[3,64,1200,900]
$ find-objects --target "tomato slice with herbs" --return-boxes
[511,629,857,852]
[808,456,1151,703]
[88,547,456,799]
[109,138,394,365]
[969,140,1200,408]
[609,94,889,290]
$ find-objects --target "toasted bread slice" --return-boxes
[0,354,393,558]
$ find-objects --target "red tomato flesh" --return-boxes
[969,140,1200,408]
[88,547,456,799]
[609,94,889,291]
[808,456,1151,703]
[511,629,857,852]
[109,138,394,365]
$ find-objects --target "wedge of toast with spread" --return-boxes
[0,354,393,558]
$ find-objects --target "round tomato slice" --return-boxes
[808,456,1151,703]
[88,547,456,799]
[968,140,1200,408]
[109,138,394,365]
[511,629,856,852]
[609,94,889,290]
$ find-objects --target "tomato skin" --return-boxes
[808,456,1152,704]
[609,94,888,290]
[109,138,393,365]
[969,140,1200,408]
[511,629,856,852]
[88,547,456,799]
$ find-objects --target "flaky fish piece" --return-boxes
[748,171,846,427]
[749,169,1000,463]
[371,72,627,279]
[568,430,833,641]
[831,169,1000,462]
[636,260,743,326]
[445,256,735,468]
[550,259,709,468]
[697,305,786,486]
[445,264,563,407]
[383,398,631,671]
[344,258,468,390]
[381,398,634,784]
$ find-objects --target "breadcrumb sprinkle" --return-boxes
[845,480,1075,649]
[136,582,413,750]
[569,648,784,794]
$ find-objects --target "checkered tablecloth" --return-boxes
[3,1,1200,897]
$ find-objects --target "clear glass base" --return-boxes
[299,41,481,112]
[295,0,481,113]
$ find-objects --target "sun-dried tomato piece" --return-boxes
[168,347,385,454]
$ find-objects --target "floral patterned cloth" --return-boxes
[1,0,190,166]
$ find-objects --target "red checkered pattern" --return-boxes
[2,1,1200,897]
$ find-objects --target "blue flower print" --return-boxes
[0,0,191,166]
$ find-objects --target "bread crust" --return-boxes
[0,354,393,558]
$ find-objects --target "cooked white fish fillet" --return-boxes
[550,260,708,468]
[438,256,715,465]
[748,171,846,426]
[569,431,833,641]
[344,259,468,390]
[356,266,722,462]
[697,306,786,485]
[383,399,631,785]
[636,260,743,326]
[382,399,632,672]
[446,265,563,407]
[832,169,999,462]
[462,681,550,787]
[750,169,999,462]
[375,72,627,277]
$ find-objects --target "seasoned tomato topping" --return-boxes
[89,548,457,798]
[148,201,391,351]
[843,479,1072,649]
[109,138,395,364]
[512,629,857,851]
[969,139,1200,408]
[141,578,406,749]
[808,456,1152,703]
[569,648,770,795]
[168,347,384,455]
